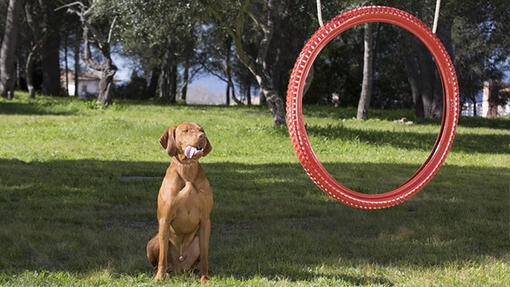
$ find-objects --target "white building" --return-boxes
[61,69,119,99]
[461,81,510,117]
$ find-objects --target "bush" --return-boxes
[114,71,150,100]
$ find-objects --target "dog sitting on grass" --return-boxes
[146,122,213,284]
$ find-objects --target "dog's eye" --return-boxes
[183,129,188,133]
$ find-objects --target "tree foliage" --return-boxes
[1,0,508,119]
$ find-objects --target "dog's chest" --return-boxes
[170,182,202,234]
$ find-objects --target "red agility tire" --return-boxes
[286,6,459,209]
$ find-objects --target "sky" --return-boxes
[79,52,231,105]
[110,53,261,105]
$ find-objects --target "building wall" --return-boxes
[80,80,100,98]
[68,80,100,99]
[67,83,76,96]
[461,102,484,117]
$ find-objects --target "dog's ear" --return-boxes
[159,126,177,157]
[202,136,212,157]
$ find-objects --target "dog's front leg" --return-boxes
[199,217,211,284]
[155,216,171,281]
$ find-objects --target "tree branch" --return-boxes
[255,0,276,69]
[83,24,107,70]
[236,0,251,41]
[107,16,118,44]
[199,59,228,82]
[207,0,258,77]
[246,5,268,33]
[24,3,44,48]
[179,66,204,96]
[54,1,85,12]
[206,5,236,40]
[57,1,106,51]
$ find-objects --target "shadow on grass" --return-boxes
[303,106,420,123]
[302,105,510,129]
[0,159,508,283]
[304,124,510,154]
[457,115,510,129]
[0,101,77,116]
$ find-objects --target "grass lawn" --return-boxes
[0,92,509,286]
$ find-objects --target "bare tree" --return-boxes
[58,1,117,106]
[0,0,24,99]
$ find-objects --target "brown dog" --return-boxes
[146,122,213,283]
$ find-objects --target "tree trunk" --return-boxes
[16,54,21,89]
[181,57,189,101]
[148,67,160,99]
[431,69,443,118]
[0,0,23,99]
[415,22,452,119]
[23,0,44,99]
[258,0,285,125]
[158,49,177,103]
[488,102,498,117]
[401,25,449,119]
[357,23,375,120]
[407,70,424,118]
[416,44,436,118]
[487,82,503,117]
[258,75,285,125]
[83,29,116,105]
[259,90,266,105]
[225,83,230,105]
[26,49,36,99]
[64,32,69,96]
[230,81,243,105]
[73,30,80,98]
[225,38,231,105]
[401,34,424,118]
[468,93,478,117]
[96,62,117,106]
[246,84,251,106]
[39,0,61,97]
[41,27,61,96]
[170,59,177,103]
[159,50,171,100]
[223,37,243,106]
[159,68,169,100]
[262,86,286,126]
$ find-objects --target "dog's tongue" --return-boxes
[185,146,197,159]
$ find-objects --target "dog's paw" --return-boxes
[154,270,169,282]
[200,275,210,284]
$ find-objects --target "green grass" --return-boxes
[0,92,509,286]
